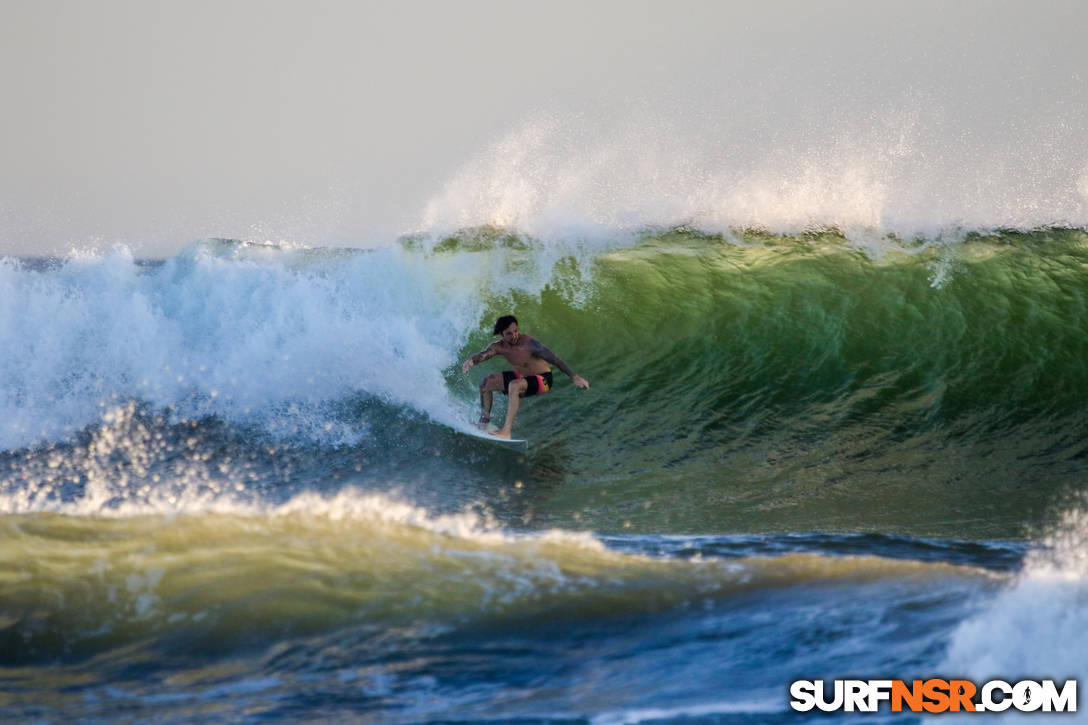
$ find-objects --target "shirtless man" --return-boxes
[461,315,590,438]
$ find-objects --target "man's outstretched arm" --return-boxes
[461,343,498,373]
[530,340,590,389]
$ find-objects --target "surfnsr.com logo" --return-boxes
[790,679,1078,714]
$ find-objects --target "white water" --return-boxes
[0,241,489,452]
[939,506,1088,714]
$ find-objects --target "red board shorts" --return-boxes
[501,370,553,397]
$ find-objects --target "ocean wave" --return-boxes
[2,230,1087,538]
[0,487,998,667]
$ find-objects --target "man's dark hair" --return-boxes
[493,315,518,335]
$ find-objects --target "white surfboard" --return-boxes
[454,424,528,451]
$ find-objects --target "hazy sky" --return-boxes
[1,0,1086,256]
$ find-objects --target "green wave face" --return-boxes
[456,229,1088,537]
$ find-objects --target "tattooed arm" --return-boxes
[461,343,499,373]
[529,340,590,389]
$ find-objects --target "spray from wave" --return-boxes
[420,108,1088,246]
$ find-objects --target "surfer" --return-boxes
[461,315,590,439]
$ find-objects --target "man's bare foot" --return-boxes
[475,421,490,431]
[488,429,512,439]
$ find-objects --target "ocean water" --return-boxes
[1,222,1086,723]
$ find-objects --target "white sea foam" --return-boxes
[0,241,495,451]
[0,392,602,551]
[590,698,785,725]
[938,506,1088,709]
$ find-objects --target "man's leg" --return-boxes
[492,377,527,438]
[478,373,504,428]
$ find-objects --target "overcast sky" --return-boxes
[1,0,1086,256]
